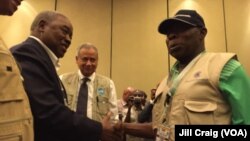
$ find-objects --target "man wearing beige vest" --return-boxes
[114,9,250,141]
[0,0,33,140]
[60,43,118,123]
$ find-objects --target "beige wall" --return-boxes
[225,0,250,74]
[0,0,54,47]
[112,0,168,96]
[1,0,249,99]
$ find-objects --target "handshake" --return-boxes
[101,112,155,141]
[100,111,125,141]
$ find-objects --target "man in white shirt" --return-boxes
[117,86,134,121]
[60,43,118,122]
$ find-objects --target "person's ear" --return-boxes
[38,20,47,33]
[199,27,207,40]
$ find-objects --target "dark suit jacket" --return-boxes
[11,37,102,141]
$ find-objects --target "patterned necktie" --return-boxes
[76,77,89,116]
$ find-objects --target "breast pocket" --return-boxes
[0,51,19,97]
[0,134,22,141]
[0,51,27,120]
[96,96,109,115]
[184,101,217,124]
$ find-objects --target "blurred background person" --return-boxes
[122,89,146,141]
[137,83,159,124]
[117,86,135,122]
[137,86,157,141]
[137,87,156,124]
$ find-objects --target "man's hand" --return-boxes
[101,111,122,141]
[113,120,123,132]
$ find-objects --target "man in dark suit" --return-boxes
[11,10,120,141]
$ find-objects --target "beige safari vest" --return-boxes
[0,40,34,141]
[61,72,112,122]
[152,53,236,141]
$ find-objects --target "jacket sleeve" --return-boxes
[219,59,250,124]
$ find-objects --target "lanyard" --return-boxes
[160,52,205,125]
[167,52,205,98]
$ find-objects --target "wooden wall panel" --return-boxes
[224,0,250,74]
[112,0,168,96]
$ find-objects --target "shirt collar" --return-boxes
[29,36,61,71]
[171,51,206,74]
[170,51,206,82]
[77,70,95,82]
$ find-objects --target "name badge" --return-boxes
[156,125,170,141]
[97,87,105,96]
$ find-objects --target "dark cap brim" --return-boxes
[158,18,196,34]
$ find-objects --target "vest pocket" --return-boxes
[0,121,23,141]
[0,135,21,141]
[0,95,23,102]
[184,101,217,124]
[96,96,109,115]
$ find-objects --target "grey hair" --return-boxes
[30,10,66,31]
[76,43,98,57]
